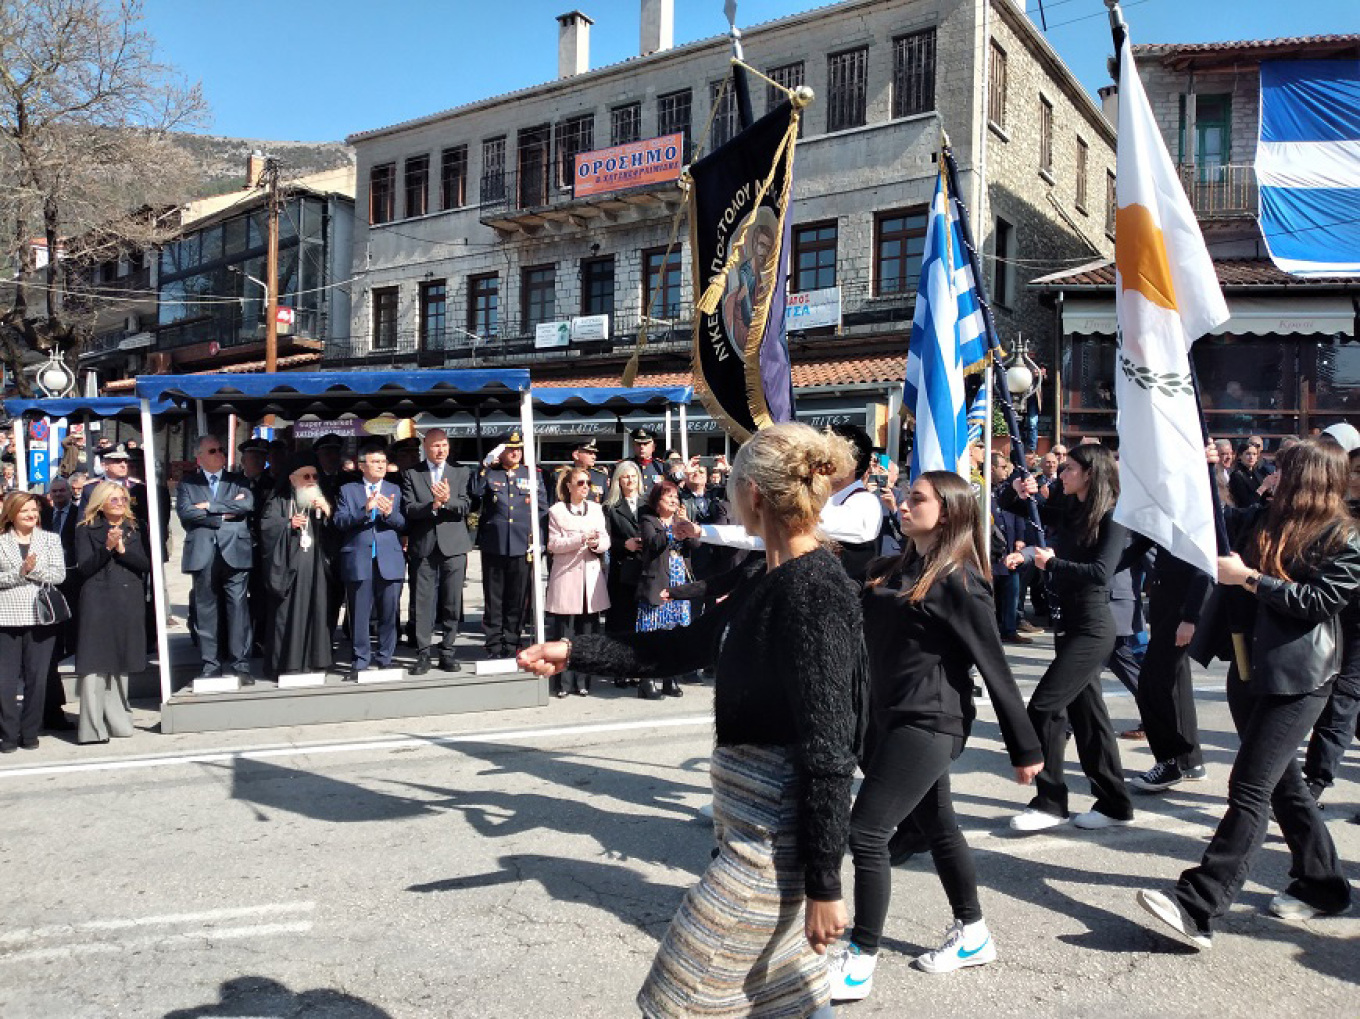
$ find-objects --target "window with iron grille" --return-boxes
[1076,137,1089,213]
[419,280,446,349]
[993,218,1015,308]
[611,102,642,146]
[766,62,805,137]
[440,145,467,210]
[892,29,936,118]
[657,89,692,146]
[874,208,928,296]
[369,163,395,224]
[709,78,739,150]
[792,223,837,292]
[581,256,615,317]
[404,155,429,218]
[642,247,683,321]
[826,48,869,133]
[482,137,506,203]
[1039,96,1054,175]
[469,273,499,336]
[521,265,556,330]
[988,42,1008,129]
[555,113,594,189]
[1105,170,1117,236]
[518,125,551,208]
[372,286,398,348]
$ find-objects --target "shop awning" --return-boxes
[4,396,164,419]
[531,386,693,409]
[1062,294,1356,337]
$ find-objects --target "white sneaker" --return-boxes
[1008,808,1066,832]
[915,919,997,974]
[1071,809,1134,830]
[828,942,878,1002]
[1268,891,1351,920]
[1136,889,1211,950]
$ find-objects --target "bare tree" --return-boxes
[0,0,207,394]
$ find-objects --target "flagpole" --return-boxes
[725,0,755,129]
[1104,0,1229,557]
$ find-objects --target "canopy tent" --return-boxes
[3,395,173,492]
[529,386,695,458]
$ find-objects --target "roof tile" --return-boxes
[1031,258,1360,288]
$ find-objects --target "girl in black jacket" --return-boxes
[1002,443,1135,831]
[829,470,1043,1002]
[1138,438,1359,950]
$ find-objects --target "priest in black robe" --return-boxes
[260,454,334,678]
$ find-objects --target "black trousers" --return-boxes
[1106,634,1145,695]
[848,725,980,952]
[411,551,467,661]
[347,576,401,669]
[190,554,252,674]
[1136,579,1203,770]
[549,612,602,694]
[482,552,529,655]
[1177,672,1350,927]
[0,624,58,746]
[1027,599,1133,819]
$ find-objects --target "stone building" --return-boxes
[1032,34,1360,447]
[344,0,1114,461]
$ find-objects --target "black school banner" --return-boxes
[689,98,801,441]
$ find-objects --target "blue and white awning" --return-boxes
[1257,58,1360,277]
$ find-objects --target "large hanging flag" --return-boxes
[1257,58,1360,277]
[689,97,801,440]
[903,172,971,480]
[1112,33,1229,578]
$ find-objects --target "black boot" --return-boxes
[662,677,683,698]
[638,678,664,700]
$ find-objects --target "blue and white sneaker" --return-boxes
[828,942,878,1001]
[915,919,997,974]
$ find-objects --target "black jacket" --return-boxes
[572,548,861,902]
[1000,487,1127,605]
[1228,464,1270,508]
[401,462,476,558]
[604,497,643,591]
[635,507,700,607]
[861,556,1042,766]
[1118,535,1212,626]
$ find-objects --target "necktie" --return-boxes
[368,484,379,558]
[208,473,219,498]
[432,463,442,486]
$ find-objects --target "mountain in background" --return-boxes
[168,132,355,197]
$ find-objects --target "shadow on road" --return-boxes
[163,976,393,1018]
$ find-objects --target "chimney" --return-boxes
[245,150,266,189]
[640,0,673,56]
[1098,85,1119,127]
[557,10,593,79]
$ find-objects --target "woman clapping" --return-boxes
[545,467,610,697]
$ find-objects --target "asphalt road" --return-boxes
[1,638,1357,1018]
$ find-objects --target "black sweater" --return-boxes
[862,556,1042,766]
[1001,487,1127,603]
[570,547,861,902]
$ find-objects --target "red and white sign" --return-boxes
[275,306,295,334]
[574,133,684,198]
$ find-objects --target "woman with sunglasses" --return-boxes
[73,482,149,745]
[260,453,335,679]
[544,466,610,697]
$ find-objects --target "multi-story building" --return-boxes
[1033,34,1360,446]
[344,0,1114,461]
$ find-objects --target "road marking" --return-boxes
[0,901,316,944]
[0,715,714,782]
[0,921,314,965]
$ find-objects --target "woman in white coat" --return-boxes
[545,467,611,697]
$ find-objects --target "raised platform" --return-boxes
[158,666,548,734]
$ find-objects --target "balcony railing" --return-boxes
[1177,163,1258,218]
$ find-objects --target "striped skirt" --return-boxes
[638,744,829,1018]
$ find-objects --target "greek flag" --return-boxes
[965,387,989,445]
[903,173,970,480]
[1257,59,1360,277]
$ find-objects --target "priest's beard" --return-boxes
[294,484,331,518]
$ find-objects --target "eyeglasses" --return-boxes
[571,480,589,487]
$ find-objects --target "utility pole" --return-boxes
[263,157,281,374]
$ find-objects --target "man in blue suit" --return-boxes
[334,444,405,681]
[177,435,257,682]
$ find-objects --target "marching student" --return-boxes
[829,470,1042,1001]
[1138,438,1358,949]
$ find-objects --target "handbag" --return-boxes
[35,582,71,626]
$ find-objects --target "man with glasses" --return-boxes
[176,435,256,684]
[401,428,475,675]
[335,445,406,680]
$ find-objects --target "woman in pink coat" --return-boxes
[546,467,612,697]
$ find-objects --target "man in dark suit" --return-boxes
[334,445,405,680]
[176,435,256,682]
[401,428,474,675]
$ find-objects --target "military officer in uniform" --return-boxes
[476,430,547,659]
[553,437,609,504]
[627,427,666,495]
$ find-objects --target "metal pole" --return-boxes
[140,398,173,707]
[227,414,238,470]
[195,400,207,436]
[13,419,28,491]
[518,391,546,648]
[725,0,755,130]
[678,403,689,462]
[664,407,673,452]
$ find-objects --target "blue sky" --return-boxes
[144,0,1358,142]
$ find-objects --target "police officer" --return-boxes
[476,430,547,659]
[628,427,666,494]
[564,437,610,504]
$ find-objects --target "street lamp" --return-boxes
[35,347,76,398]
